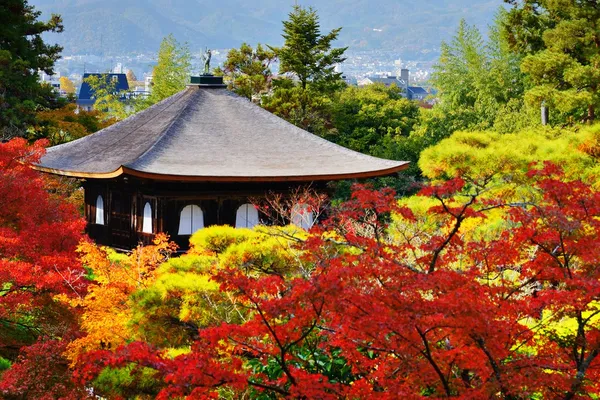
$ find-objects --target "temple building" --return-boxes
[36,76,408,250]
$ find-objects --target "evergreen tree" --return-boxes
[0,0,63,139]
[263,6,347,136]
[504,0,600,123]
[274,5,347,93]
[146,34,191,106]
[431,14,527,132]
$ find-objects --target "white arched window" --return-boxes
[236,203,260,228]
[142,202,153,234]
[291,203,314,230]
[95,195,105,225]
[178,205,204,235]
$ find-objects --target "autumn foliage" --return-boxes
[0,139,87,397]
[0,139,86,344]
[68,162,600,399]
[32,103,111,145]
[2,138,600,398]
[65,235,177,363]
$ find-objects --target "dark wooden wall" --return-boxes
[83,176,325,251]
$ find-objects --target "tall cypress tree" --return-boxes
[0,0,63,139]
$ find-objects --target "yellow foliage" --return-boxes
[65,234,176,364]
[390,190,515,273]
[128,225,308,347]
[419,126,600,189]
[524,302,600,340]
[164,347,191,359]
[188,225,255,255]
[391,125,600,274]
[188,224,306,275]
[219,225,306,276]
[67,226,307,357]
[59,76,75,94]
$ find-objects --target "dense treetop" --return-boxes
[0,0,64,138]
[504,0,600,122]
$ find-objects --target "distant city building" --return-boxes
[131,85,150,99]
[77,73,130,111]
[335,65,356,86]
[113,63,125,74]
[39,71,64,96]
[406,86,429,101]
[144,75,153,93]
[342,74,357,86]
[358,69,430,102]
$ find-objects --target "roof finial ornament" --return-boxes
[202,48,212,76]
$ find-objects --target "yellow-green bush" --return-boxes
[129,225,307,348]
[419,125,600,187]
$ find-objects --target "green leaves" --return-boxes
[83,74,130,122]
[144,34,191,107]
[216,43,276,100]
[0,0,64,138]
[261,84,334,136]
[330,83,420,156]
[505,0,600,122]
[259,5,347,137]
[273,5,346,92]
[432,14,527,131]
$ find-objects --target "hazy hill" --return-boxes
[31,0,502,56]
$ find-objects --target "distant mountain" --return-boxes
[31,0,502,57]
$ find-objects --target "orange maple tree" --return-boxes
[66,235,176,363]
[32,103,110,145]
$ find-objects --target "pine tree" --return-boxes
[216,43,277,100]
[262,6,347,135]
[274,5,347,92]
[504,0,600,123]
[0,0,63,139]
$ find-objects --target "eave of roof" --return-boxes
[32,163,409,182]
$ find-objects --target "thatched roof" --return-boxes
[36,85,408,182]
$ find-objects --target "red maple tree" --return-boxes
[0,139,88,398]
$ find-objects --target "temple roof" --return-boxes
[36,84,408,182]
